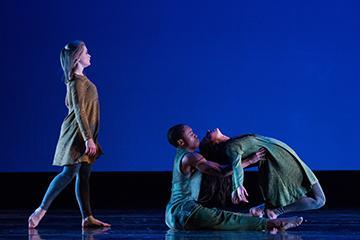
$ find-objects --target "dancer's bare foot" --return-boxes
[28,208,46,229]
[82,215,111,228]
[82,226,111,236]
[250,206,265,218]
[266,209,279,219]
[266,216,303,232]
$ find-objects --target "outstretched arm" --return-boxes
[182,152,231,177]
[219,157,259,175]
[241,148,267,168]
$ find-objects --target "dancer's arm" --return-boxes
[69,78,92,141]
[223,144,250,203]
[69,78,96,155]
[221,154,263,173]
[226,147,267,202]
[182,152,231,177]
[228,148,244,189]
[242,148,267,168]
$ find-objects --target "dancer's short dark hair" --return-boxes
[167,124,186,147]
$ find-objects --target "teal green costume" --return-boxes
[227,135,318,209]
[165,148,267,230]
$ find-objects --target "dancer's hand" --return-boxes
[250,148,267,164]
[237,185,249,203]
[232,185,249,204]
[85,138,97,156]
[231,190,240,204]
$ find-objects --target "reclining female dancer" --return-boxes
[165,124,303,231]
[199,128,326,219]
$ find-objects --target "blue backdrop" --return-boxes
[1,0,359,172]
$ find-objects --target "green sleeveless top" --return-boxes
[165,148,202,230]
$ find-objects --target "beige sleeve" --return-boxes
[69,79,92,141]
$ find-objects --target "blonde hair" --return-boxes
[60,40,85,82]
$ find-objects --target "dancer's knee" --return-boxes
[312,194,326,209]
[311,182,326,209]
[59,172,76,183]
[316,195,326,208]
[78,164,92,180]
[60,166,78,181]
[77,172,90,182]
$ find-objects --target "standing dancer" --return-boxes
[28,41,110,228]
[199,128,326,219]
[165,124,303,231]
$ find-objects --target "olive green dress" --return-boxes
[53,74,102,166]
[226,135,318,209]
[165,148,267,231]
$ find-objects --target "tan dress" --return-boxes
[53,74,103,166]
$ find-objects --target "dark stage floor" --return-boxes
[1,209,360,240]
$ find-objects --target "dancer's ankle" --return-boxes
[83,215,94,221]
[266,207,284,219]
[37,207,47,213]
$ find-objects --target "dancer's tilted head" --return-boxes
[204,128,227,144]
[200,128,229,162]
